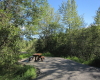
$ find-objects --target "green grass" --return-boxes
[65,56,85,64]
[19,53,33,59]
[65,56,100,68]
[19,52,53,59]
[14,65,37,80]
[0,65,37,80]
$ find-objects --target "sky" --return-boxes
[48,0,100,26]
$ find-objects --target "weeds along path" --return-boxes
[18,57,100,80]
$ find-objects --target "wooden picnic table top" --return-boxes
[33,53,42,56]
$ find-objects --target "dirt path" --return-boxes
[19,57,100,80]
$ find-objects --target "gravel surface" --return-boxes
[18,57,100,80]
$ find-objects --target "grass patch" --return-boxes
[65,56,100,68]
[19,53,33,59]
[14,65,37,80]
[19,52,53,59]
[0,65,37,80]
[65,56,85,64]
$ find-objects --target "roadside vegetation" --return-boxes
[65,56,100,68]
[19,53,33,59]
[0,65,37,80]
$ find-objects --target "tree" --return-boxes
[35,5,62,53]
[0,0,28,26]
[59,0,84,31]
[0,0,50,77]
[58,0,85,57]
[22,0,50,39]
[94,7,100,26]
[0,0,47,40]
[38,7,61,37]
[0,9,21,76]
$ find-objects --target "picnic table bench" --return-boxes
[29,53,45,61]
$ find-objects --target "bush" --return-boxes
[89,57,100,68]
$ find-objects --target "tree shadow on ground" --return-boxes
[19,57,100,80]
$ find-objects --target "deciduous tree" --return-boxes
[59,0,84,31]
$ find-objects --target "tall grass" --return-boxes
[0,65,37,80]
[65,56,90,65]
[65,56,100,68]
[14,65,37,80]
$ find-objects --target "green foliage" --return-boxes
[0,10,21,76]
[59,0,85,30]
[89,57,100,68]
[0,0,100,78]
[34,1,100,68]
[0,65,37,80]
[65,56,85,63]
[42,52,54,57]
[19,53,33,59]
[36,24,100,67]
[0,0,49,40]
[65,56,100,68]
[14,65,37,80]
[34,4,61,53]
[19,39,37,53]
[94,7,100,25]
[0,0,34,27]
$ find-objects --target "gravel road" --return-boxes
[18,57,100,80]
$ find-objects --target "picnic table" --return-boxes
[33,53,42,61]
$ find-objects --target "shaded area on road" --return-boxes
[19,57,100,80]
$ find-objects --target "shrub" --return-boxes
[89,57,100,68]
